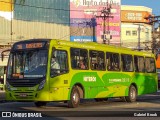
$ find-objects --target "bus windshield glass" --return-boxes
[7,49,48,79]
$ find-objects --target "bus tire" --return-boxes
[68,86,80,108]
[34,101,47,107]
[125,85,137,102]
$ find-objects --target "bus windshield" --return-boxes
[7,49,48,79]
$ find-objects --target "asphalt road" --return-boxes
[1,91,160,120]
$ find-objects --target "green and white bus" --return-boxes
[4,39,157,108]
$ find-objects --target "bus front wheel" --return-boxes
[125,85,137,102]
[68,86,80,108]
[34,101,47,107]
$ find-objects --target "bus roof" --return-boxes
[12,39,155,58]
[51,39,155,58]
[14,39,51,44]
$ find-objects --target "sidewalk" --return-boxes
[0,91,5,101]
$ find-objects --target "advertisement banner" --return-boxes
[121,11,151,23]
[70,0,121,44]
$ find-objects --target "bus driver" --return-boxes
[51,56,60,73]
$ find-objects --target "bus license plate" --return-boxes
[19,93,27,97]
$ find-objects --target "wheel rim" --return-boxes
[130,88,136,100]
[73,92,79,104]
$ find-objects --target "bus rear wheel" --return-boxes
[34,101,47,107]
[68,86,80,108]
[125,85,137,102]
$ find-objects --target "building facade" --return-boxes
[0,0,121,48]
[0,0,70,48]
[121,5,152,50]
[70,0,121,44]
[1,1,154,50]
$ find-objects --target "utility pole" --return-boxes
[133,24,144,51]
[137,24,141,50]
[152,19,156,54]
[144,15,160,54]
[96,5,113,44]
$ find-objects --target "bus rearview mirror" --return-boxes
[1,49,11,62]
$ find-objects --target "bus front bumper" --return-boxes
[6,90,50,102]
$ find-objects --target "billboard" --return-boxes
[70,0,121,44]
[121,10,151,23]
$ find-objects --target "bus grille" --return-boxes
[9,81,38,87]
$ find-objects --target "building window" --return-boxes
[126,31,131,36]
[132,31,137,36]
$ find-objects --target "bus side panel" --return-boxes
[69,72,132,99]
[144,74,157,93]
[69,72,104,99]
[96,86,110,98]
[49,74,70,101]
[48,44,71,101]
[101,72,132,97]
[133,73,157,95]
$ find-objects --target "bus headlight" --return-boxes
[38,80,46,91]
[6,81,11,91]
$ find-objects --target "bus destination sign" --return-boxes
[14,42,46,50]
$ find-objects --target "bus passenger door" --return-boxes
[49,48,70,101]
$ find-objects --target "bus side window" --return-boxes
[121,54,133,72]
[71,56,77,68]
[134,56,144,72]
[106,52,120,71]
[50,50,68,77]
[70,48,88,70]
[145,57,156,73]
[90,51,105,70]
[134,56,138,72]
